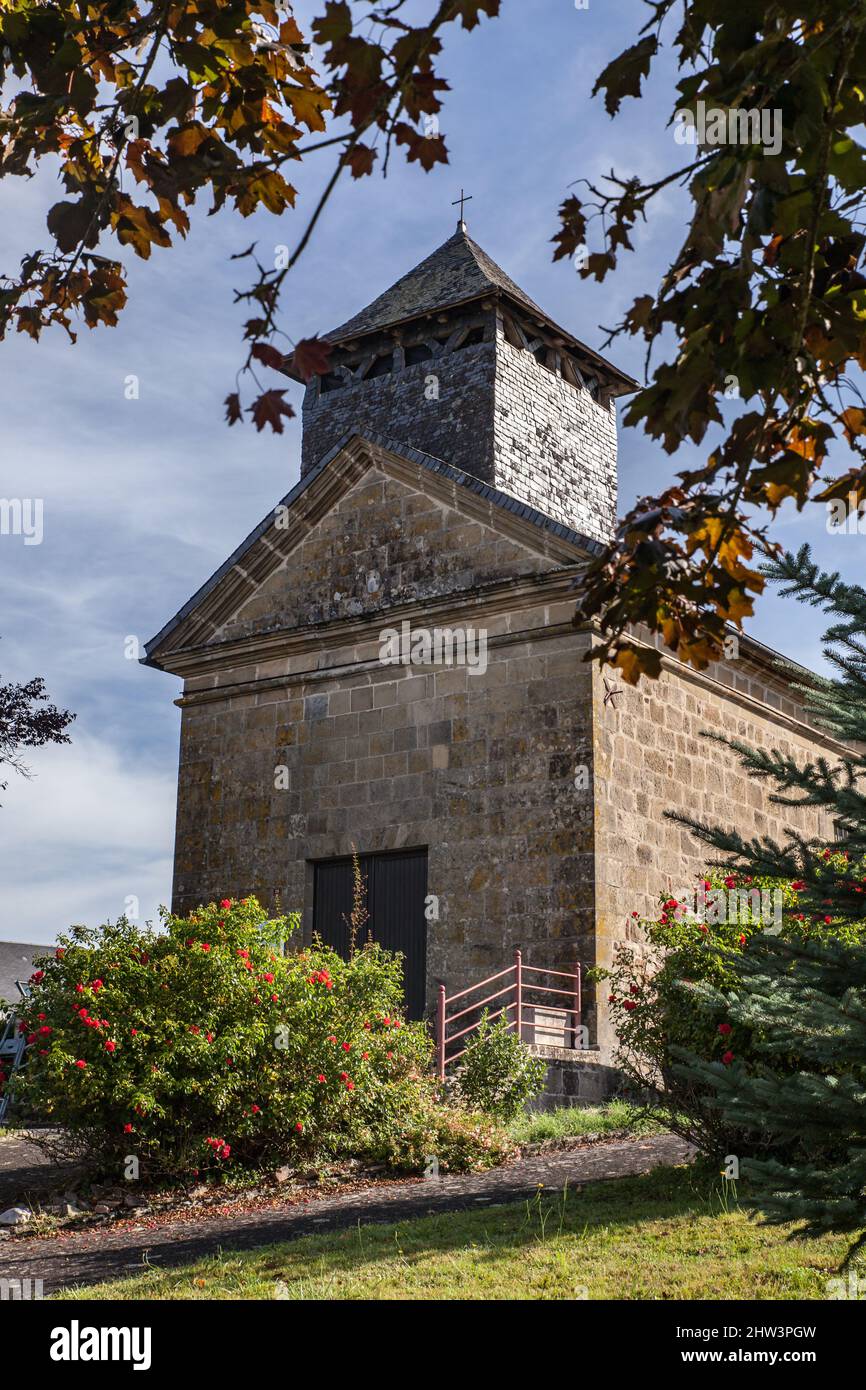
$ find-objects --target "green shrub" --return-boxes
[599,858,866,1149]
[451,1011,547,1121]
[12,897,456,1179]
[378,1098,515,1174]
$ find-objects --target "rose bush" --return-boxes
[12,897,504,1178]
[599,856,866,1149]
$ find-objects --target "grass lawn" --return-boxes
[59,1160,853,1301]
[507,1099,659,1146]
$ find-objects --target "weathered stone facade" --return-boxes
[146,228,844,1082]
[590,642,839,1055]
[300,320,618,543]
[295,225,629,542]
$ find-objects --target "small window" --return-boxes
[364,352,393,379]
[320,372,345,393]
[404,342,433,367]
[454,325,485,350]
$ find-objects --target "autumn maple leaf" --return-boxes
[249,390,295,434]
[288,337,333,382]
[252,341,285,371]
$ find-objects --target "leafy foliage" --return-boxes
[672,933,866,1258]
[0,0,500,429]
[557,3,866,681]
[10,895,496,1178]
[649,548,866,1253]
[451,1010,547,1121]
[0,659,74,802]
[601,856,866,1150]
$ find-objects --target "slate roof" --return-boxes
[324,225,546,342]
[320,225,635,390]
[0,941,48,1003]
[143,431,601,664]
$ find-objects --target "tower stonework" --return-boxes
[292,226,634,544]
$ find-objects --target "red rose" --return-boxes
[317,1074,326,1083]
[622,1000,637,1012]
[131,1028,138,1036]
[295,1122,303,1133]
[345,1080,355,1091]
[341,1042,351,1052]
[724,877,736,889]
[718,1023,732,1036]
[74,1059,87,1069]
[262,972,274,983]
[722,1051,734,1065]
[201,943,211,952]
[738,934,746,945]
[339,1071,348,1081]
[92,979,103,991]
[219,899,232,909]
[105,1040,116,1052]
[124,1123,134,1133]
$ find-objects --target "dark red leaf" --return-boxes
[249,390,295,434]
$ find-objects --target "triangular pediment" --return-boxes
[144,435,597,670]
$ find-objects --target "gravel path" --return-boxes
[0,1133,691,1295]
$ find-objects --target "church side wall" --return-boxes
[591,653,840,1058]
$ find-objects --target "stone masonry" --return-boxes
[147,228,845,1085]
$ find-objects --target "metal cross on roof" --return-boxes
[451,188,473,226]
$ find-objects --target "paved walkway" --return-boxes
[0,1133,691,1294]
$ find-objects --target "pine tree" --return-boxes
[667,545,866,1252]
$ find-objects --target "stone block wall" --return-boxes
[591,646,840,1055]
[172,610,597,1030]
[299,318,618,545]
[492,335,618,543]
[301,338,497,482]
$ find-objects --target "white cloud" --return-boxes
[0,734,176,943]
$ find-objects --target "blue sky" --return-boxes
[0,0,858,942]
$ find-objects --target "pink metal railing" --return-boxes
[435,949,582,1081]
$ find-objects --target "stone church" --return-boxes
[145,220,839,1072]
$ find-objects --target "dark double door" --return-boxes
[312,848,428,1019]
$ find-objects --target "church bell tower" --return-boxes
[286,220,635,545]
